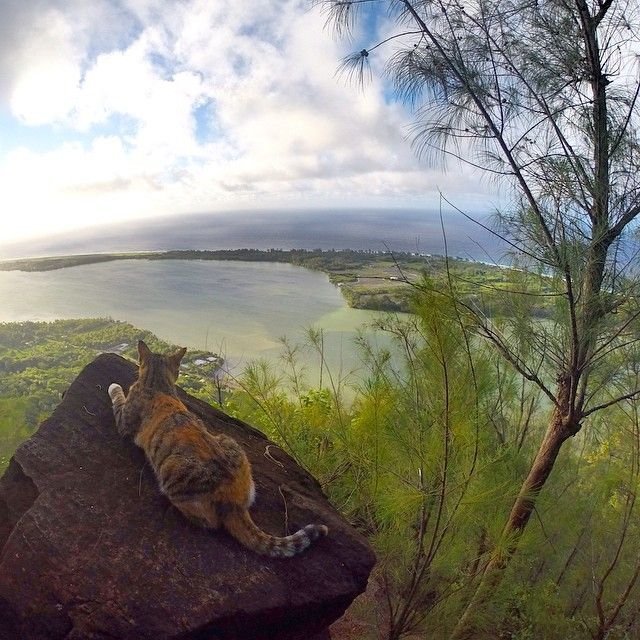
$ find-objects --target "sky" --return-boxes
[0,0,499,249]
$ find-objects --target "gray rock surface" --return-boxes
[0,353,375,639]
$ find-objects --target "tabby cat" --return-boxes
[108,340,328,558]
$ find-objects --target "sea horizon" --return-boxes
[0,207,507,263]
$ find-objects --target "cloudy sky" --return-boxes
[0,0,498,248]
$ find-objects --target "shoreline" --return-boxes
[0,248,518,314]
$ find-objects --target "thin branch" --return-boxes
[582,388,640,418]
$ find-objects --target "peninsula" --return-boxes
[0,248,520,314]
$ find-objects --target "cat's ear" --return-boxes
[138,340,152,363]
[171,347,187,366]
[169,347,187,373]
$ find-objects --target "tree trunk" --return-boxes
[450,389,574,640]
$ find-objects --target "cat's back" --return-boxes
[135,393,246,501]
[136,393,211,454]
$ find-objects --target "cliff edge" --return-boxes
[0,353,375,639]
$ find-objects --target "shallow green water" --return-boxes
[0,260,386,376]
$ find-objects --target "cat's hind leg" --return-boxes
[173,497,220,530]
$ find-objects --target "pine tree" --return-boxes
[316,0,640,635]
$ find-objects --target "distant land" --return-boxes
[0,208,506,262]
[0,248,532,315]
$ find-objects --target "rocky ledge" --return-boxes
[0,354,375,639]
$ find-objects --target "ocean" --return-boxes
[0,208,506,262]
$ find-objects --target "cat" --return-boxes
[107,340,328,558]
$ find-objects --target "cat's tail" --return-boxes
[221,504,328,558]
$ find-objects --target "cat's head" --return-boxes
[137,340,187,389]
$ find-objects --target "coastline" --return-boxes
[0,248,518,314]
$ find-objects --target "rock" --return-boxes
[0,354,375,640]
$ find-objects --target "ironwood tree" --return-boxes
[316,0,640,636]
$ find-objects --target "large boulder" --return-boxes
[0,354,375,639]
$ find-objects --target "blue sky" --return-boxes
[0,0,496,249]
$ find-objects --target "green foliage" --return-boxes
[222,290,538,637]
[220,287,640,639]
[224,351,352,474]
[0,396,43,470]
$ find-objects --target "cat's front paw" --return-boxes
[108,383,123,401]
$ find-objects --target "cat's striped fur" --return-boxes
[108,340,328,558]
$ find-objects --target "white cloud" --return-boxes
[8,9,80,125]
[0,0,498,248]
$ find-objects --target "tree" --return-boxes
[226,293,513,640]
[317,0,640,636]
